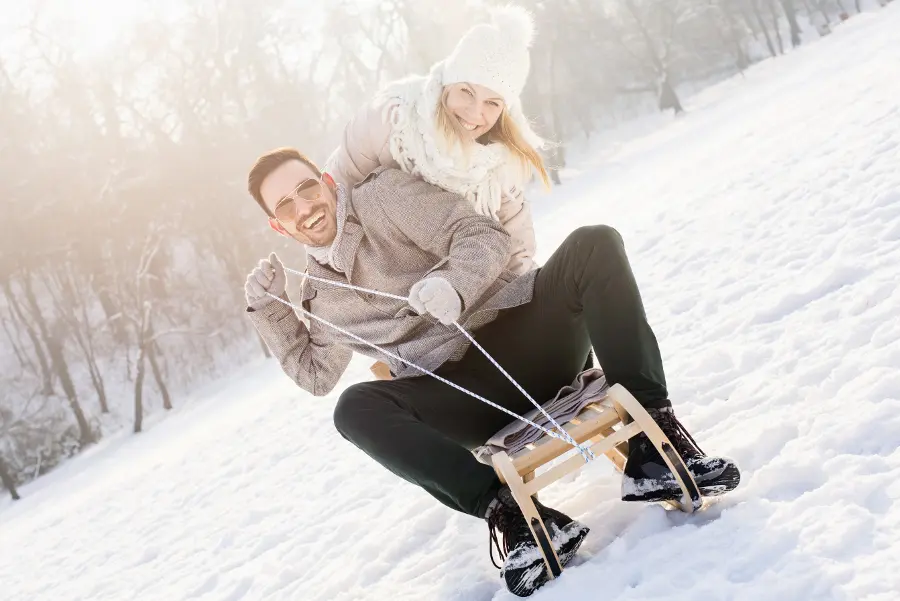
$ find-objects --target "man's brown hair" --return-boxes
[247,147,322,217]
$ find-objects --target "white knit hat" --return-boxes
[442,5,535,108]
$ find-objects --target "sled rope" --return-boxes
[265,292,590,457]
[272,269,595,461]
[288,270,591,460]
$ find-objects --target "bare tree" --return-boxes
[44,322,95,447]
[45,263,109,414]
[2,278,54,395]
[748,0,780,57]
[614,0,696,113]
[780,0,803,47]
[0,455,20,501]
[767,0,786,55]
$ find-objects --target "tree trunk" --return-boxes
[659,76,684,114]
[780,0,803,47]
[94,284,128,345]
[855,0,862,12]
[49,266,110,414]
[23,319,53,394]
[3,280,53,394]
[134,344,146,433]
[88,359,109,414]
[2,315,32,372]
[622,0,684,115]
[768,0,786,54]
[751,0,779,57]
[815,0,831,24]
[21,272,64,395]
[717,1,751,72]
[45,329,94,446]
[738,0,762,36]
[547,34,566,184]
[147,340,172,410]
[0,455,20,501]
[21,271,54,358]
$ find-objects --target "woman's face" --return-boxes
[444,82,505,139]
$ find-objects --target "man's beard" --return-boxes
[295,204,336,247]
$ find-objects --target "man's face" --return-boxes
[260,159,338,247]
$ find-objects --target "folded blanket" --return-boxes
[473,368,610,464]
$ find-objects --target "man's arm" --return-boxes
[367,170,512,310]
[248,295,353,396]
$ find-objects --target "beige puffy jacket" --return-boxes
[324,98,537,276]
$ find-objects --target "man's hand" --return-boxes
[245,252,287,310]
[408,276,462,325]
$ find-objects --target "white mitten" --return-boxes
[244,252,287,310]
[408,277,462,325]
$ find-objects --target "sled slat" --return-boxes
[510,405,620,476]
[523,422,642,497]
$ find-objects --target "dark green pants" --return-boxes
[333,225,668,517]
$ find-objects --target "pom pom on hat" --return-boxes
[489,4,535,49]
[441,4,535,107]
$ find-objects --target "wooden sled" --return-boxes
[489,384,702,582]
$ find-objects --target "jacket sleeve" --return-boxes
[497,188,537,275]
[246,293,352,397]
[368,171,512,311]
[324,98,396,189]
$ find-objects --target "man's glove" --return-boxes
[245,252,287,311]
[408,276,462,325]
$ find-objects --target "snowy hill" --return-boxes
[2,6,900,601]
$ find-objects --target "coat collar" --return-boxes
[305,185,363,285]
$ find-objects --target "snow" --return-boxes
[3,6,900,601]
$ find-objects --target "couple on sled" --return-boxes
[244,6,740,597]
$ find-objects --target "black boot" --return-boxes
[486,487,589,597]
[622,406,741,502]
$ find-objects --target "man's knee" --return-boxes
[565,225,625,254]
[333,382,379,440]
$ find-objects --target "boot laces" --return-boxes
[487,509,510,569]
[487,502,533,569]
[653,408,706,458]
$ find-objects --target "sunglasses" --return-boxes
[273,178,324,223]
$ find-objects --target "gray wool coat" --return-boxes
[247,167,537,396]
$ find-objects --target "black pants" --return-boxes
[333,225,668,518]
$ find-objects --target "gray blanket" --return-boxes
[473,368,609,464]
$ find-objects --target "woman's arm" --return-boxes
[497,188,537,275]
[324,98,397,188]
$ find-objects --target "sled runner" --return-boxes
[485,384,702,582]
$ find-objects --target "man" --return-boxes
[244,147,740,597]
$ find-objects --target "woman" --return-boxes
[324,6,557,382]
[324,5,549,277]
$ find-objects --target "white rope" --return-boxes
[451,323,593,460]
[284,267,408,302]
[277,270,595,461]
[266,292,587,452]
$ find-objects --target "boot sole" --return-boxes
[621,463,741,503]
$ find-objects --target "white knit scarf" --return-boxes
[375,62,542,220]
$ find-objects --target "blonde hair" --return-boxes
[436,89,551,190]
